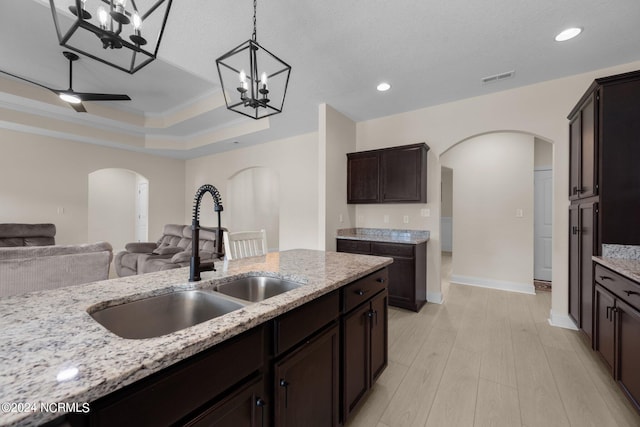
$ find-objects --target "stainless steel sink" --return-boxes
[90,290,244,339]
[214,276,303,302]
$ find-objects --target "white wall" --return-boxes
[319,104,356,251]
[535,137,553,169]
[0,129,185,245]
[441,167,453,252]
[185,133,321,251]
[355,59,640,324]
[441,132,535,293]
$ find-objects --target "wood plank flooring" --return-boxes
[346,254,640,427]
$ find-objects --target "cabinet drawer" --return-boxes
[337,239,371,254]
[90,326,265,427]
[371,242,414,258]
[595,264,640,310]
[343,268,388,313]
[275,290,340,355]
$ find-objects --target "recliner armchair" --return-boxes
[114,224,224,277]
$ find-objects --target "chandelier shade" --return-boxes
[215,0,291,120]
[49,0,173,74]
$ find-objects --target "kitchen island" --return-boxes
[0,249,392,427]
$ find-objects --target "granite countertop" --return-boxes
[0,249,392,427]
[336,228,430,244]
[593,256,640,283]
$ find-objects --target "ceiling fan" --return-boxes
[0,51,131,112]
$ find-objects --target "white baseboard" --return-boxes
[548,309,579,330]
[450,274,535,295]
[427,292,443,304]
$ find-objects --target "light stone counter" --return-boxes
[337,228,430,244]
[0,249,392,427]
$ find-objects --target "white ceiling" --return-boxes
[1,0,640,159]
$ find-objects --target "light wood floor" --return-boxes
[347,254,640,427]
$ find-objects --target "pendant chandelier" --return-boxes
[215,0,291,120]
[49,0,173,74]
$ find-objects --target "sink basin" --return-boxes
[214,276,303,302]
[90,290,244,339]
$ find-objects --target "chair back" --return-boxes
[223,229,267,260]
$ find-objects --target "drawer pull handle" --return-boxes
[356,289,369,296]
[256,398,267,427]
[599,275,613,281]
[624,290,639,297]
[376,277,386,283]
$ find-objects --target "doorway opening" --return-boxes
[534,138,553,291]
[88,169,149,253]
[440,131,553,295]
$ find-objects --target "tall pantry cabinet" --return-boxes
[567,70,640,340]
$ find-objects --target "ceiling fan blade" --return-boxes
[0,69,60,93]
[69,102,87,113]
[75,93,131,101]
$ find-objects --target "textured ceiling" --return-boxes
[1,0,640,158]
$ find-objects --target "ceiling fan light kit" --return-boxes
[216,0,291,120]
[49,0,173,74]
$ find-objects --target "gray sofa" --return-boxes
[0,242,113,297]
[114,224,224,277]
[0,223,56,246]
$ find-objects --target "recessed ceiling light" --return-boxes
[377,82,391,92]
[555,27,582,42]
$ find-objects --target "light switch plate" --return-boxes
[383,215,389,223]
[403,215,409,224]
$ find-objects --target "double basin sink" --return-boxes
[90,276,303,339]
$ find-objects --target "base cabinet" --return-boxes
[342,290,388,421]
[274,324,340,427]
[185,376,267,427]
[593,263,640,412]
[337,239,426,312]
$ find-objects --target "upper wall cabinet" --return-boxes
[568,70,640,245]
[347,143,429,204]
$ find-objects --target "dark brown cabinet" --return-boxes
[568,202,598,340]
[342,289,388,421]
[593,263,640,411]
[274,324,340,427]
[337,239,427,312]
[568,70,640,341]
[347,143,429,204]
[185,376,267,427]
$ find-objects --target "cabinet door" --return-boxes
[615,299,640,410]
[347,152,379,203]
[387,257,415,310]
[579,202,597,340]
[594,284,615,373]
[274,324,339,427]
[342,303,371,420]
[370,291,388,382]
[569,94,597,200]
[185,376,267,427]
[579,94,597,198]
[380,145,426,202]
[569,205,580,326]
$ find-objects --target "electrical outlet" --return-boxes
[338,214,343,223]
[383,215,389,223]
[57,207,64,215]
[420,208,430,217]
[403,215,409,224]
[516,208,524,218]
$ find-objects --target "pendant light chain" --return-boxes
[252,0,257,41]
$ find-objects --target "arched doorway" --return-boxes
[440,131,553,295]
[88,168,149,252]
[227,167,279,251]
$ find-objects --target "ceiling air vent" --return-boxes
[482,70,515,84]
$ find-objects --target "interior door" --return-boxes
[534,169,553,281]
